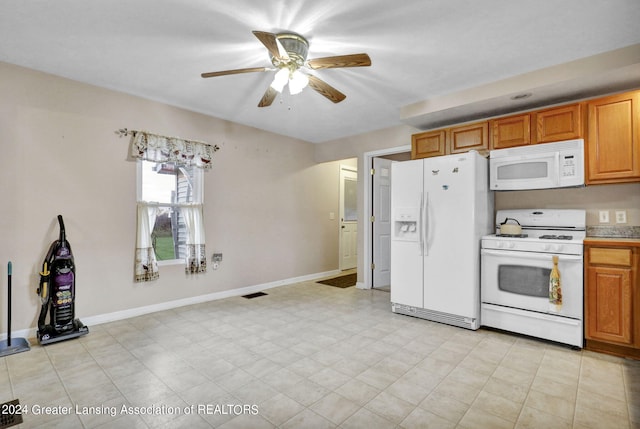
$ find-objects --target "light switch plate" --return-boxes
[599,210,609,223]
[615,210,627,224]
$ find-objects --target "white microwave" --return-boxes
[489,139,584,190]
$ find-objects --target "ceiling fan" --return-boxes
[201,31,371,107]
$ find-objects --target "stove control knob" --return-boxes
[507,242,515,249]
[543,244,551,251]
[495,241,503,248]
[553,244,563,252]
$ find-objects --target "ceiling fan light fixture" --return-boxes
[288,70,309,95]
[270,68,289,93]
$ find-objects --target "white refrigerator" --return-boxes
[390,150,493,330]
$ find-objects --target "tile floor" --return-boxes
[1,277,639,428]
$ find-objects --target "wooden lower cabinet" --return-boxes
[584,240,640,358]
[586,263,633,344]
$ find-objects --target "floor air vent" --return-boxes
[0,399,23,428]
[242,292,267,299]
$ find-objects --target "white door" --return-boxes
[340,167,358,270]
[372,157,392,287]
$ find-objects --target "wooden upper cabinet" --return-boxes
[490,114,532,149]
[586,91,640,184]
[535,103,583,143]
[412,130,446,159]
[449,121,489,154]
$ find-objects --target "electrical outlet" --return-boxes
[599,210,610,223]
[615,210,627,224]
[212,253,223,262]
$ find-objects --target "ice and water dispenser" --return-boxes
[394,208,419,241]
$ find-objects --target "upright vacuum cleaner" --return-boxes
[37,215,88,345]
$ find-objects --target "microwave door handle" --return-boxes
[555,152,561,186]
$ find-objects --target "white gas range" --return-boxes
[481,209,586,348]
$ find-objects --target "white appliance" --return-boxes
[481,209,585,348]
[489,139,584,190]
[390,151,493,330]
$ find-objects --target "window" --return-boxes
[137,160,203,263]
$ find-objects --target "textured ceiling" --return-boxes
[1,0,640,143]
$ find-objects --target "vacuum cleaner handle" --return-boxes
[58,215,66,244]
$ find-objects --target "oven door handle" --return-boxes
[481,248,583,262]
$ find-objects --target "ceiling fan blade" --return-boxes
[258,86,278,107]
[201,67,269,78]
[252,31,289,61]
[307,53,371,70]
[307,75,346,103]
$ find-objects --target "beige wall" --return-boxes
[0,62,349,333]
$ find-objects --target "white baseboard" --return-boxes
[1,269,341,341]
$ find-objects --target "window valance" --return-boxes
[118,128,220,169]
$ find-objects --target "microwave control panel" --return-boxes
[561,154,577,177]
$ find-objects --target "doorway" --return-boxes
[362,146,411,289]
[339,165,358,270]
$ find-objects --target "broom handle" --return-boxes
[7,261,11,346]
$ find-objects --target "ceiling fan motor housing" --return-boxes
[271,33,309,68]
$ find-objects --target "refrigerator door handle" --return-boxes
[423,192,428,256]
[419,192,424,256]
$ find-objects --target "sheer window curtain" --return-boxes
[134,204,159,282]
[183,205,207,274]
[122,129,219,282]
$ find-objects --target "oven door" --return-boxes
[481,248,583,319]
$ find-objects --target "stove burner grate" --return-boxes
[496,233,528,238]
[539,235,574,240]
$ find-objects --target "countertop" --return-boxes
[586,226,640,246]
